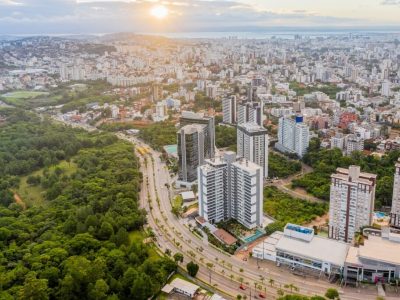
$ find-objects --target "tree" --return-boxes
[19,274,49,300]
[284,283,299,293]
[173,253,184,263]
[325,288,340,299]
[98,221,114,240]
[186,261,199,277]
[269,278,275,287]
[88,279,109,300]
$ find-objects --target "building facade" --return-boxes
[222,96,237,124]
[237,101,263,126]
[390,159,400,228]
[177,124,206,185]
[198,152,263,229]
[329,166,377,243]
[275,116,310,158]
[237,122,269,178]
[345,134,364,156]
[180,111,215,159]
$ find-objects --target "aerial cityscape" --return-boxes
[1,1,400,300]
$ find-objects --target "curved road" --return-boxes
[51,118,390,300]
[126,134,388,300]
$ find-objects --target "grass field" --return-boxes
[16,160,77,207]
[129,230,160,261]
[0,90,62,107]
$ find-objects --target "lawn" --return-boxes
[16,160,77,207]
[1,91,50,106]
[129,230,160,261]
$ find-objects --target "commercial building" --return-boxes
[222,96,237,124]
[237,122,269,178]
[177,124,206,186]
[252,223,400,283]
[237,101,263,126]
[344,227,400,284]
[198,152,263,229]
[180,111,215,159]
[390,159,400,228]
[252,224,350,276]
[275,116,310,158]
[329,166,377,243]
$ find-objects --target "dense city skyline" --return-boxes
[1,0,400,34]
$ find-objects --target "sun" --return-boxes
[150,5,169,20]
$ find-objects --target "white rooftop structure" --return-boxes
[276,230,349,268]
[253,224,350,274]
[181,191,196,202]
[161,278,199,298]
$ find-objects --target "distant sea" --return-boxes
[1,29,400,41]
[141,30,400,40]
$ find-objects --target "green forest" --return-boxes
[292,138,400,208]
[268,152,302,178]
[264,187,328,235]
[0,109,176,299]
[215,125,236,151]
[289,82,341,99]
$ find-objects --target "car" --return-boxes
[239,285,247,290]
[258,294,266,298]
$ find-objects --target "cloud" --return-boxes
[0,0,387,34]
[381,0,400,5]
[0,0,23,5]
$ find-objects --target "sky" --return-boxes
[0,0,400,35]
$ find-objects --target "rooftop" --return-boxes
[332,166,377,186]
[179,123,206,134]
[346,235,400,266]
[232,158,262,173]
[276,233,350,267]
[213,228,238,246]
[181,191,195,200]
[161,278,199,296]
[238,122,268,134]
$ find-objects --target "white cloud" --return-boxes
[0,0,23,5]
[0,0,398,34]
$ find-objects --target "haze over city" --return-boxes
[1,0,400,34]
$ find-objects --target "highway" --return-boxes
[52,118,391,300]
[125,133,388,300]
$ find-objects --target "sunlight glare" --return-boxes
[150,5,169,20]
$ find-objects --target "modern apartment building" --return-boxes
[329,166,377,243]
[198,152,263,229]
[222,96,237,124]
[345,134,364,156]
[390,159,400,228]
[177,124,206,186]
[331,133,345,151]
[180,111,215,159]
[237,101,263,126]
[275,116,310,158]
[237,122,269,178]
